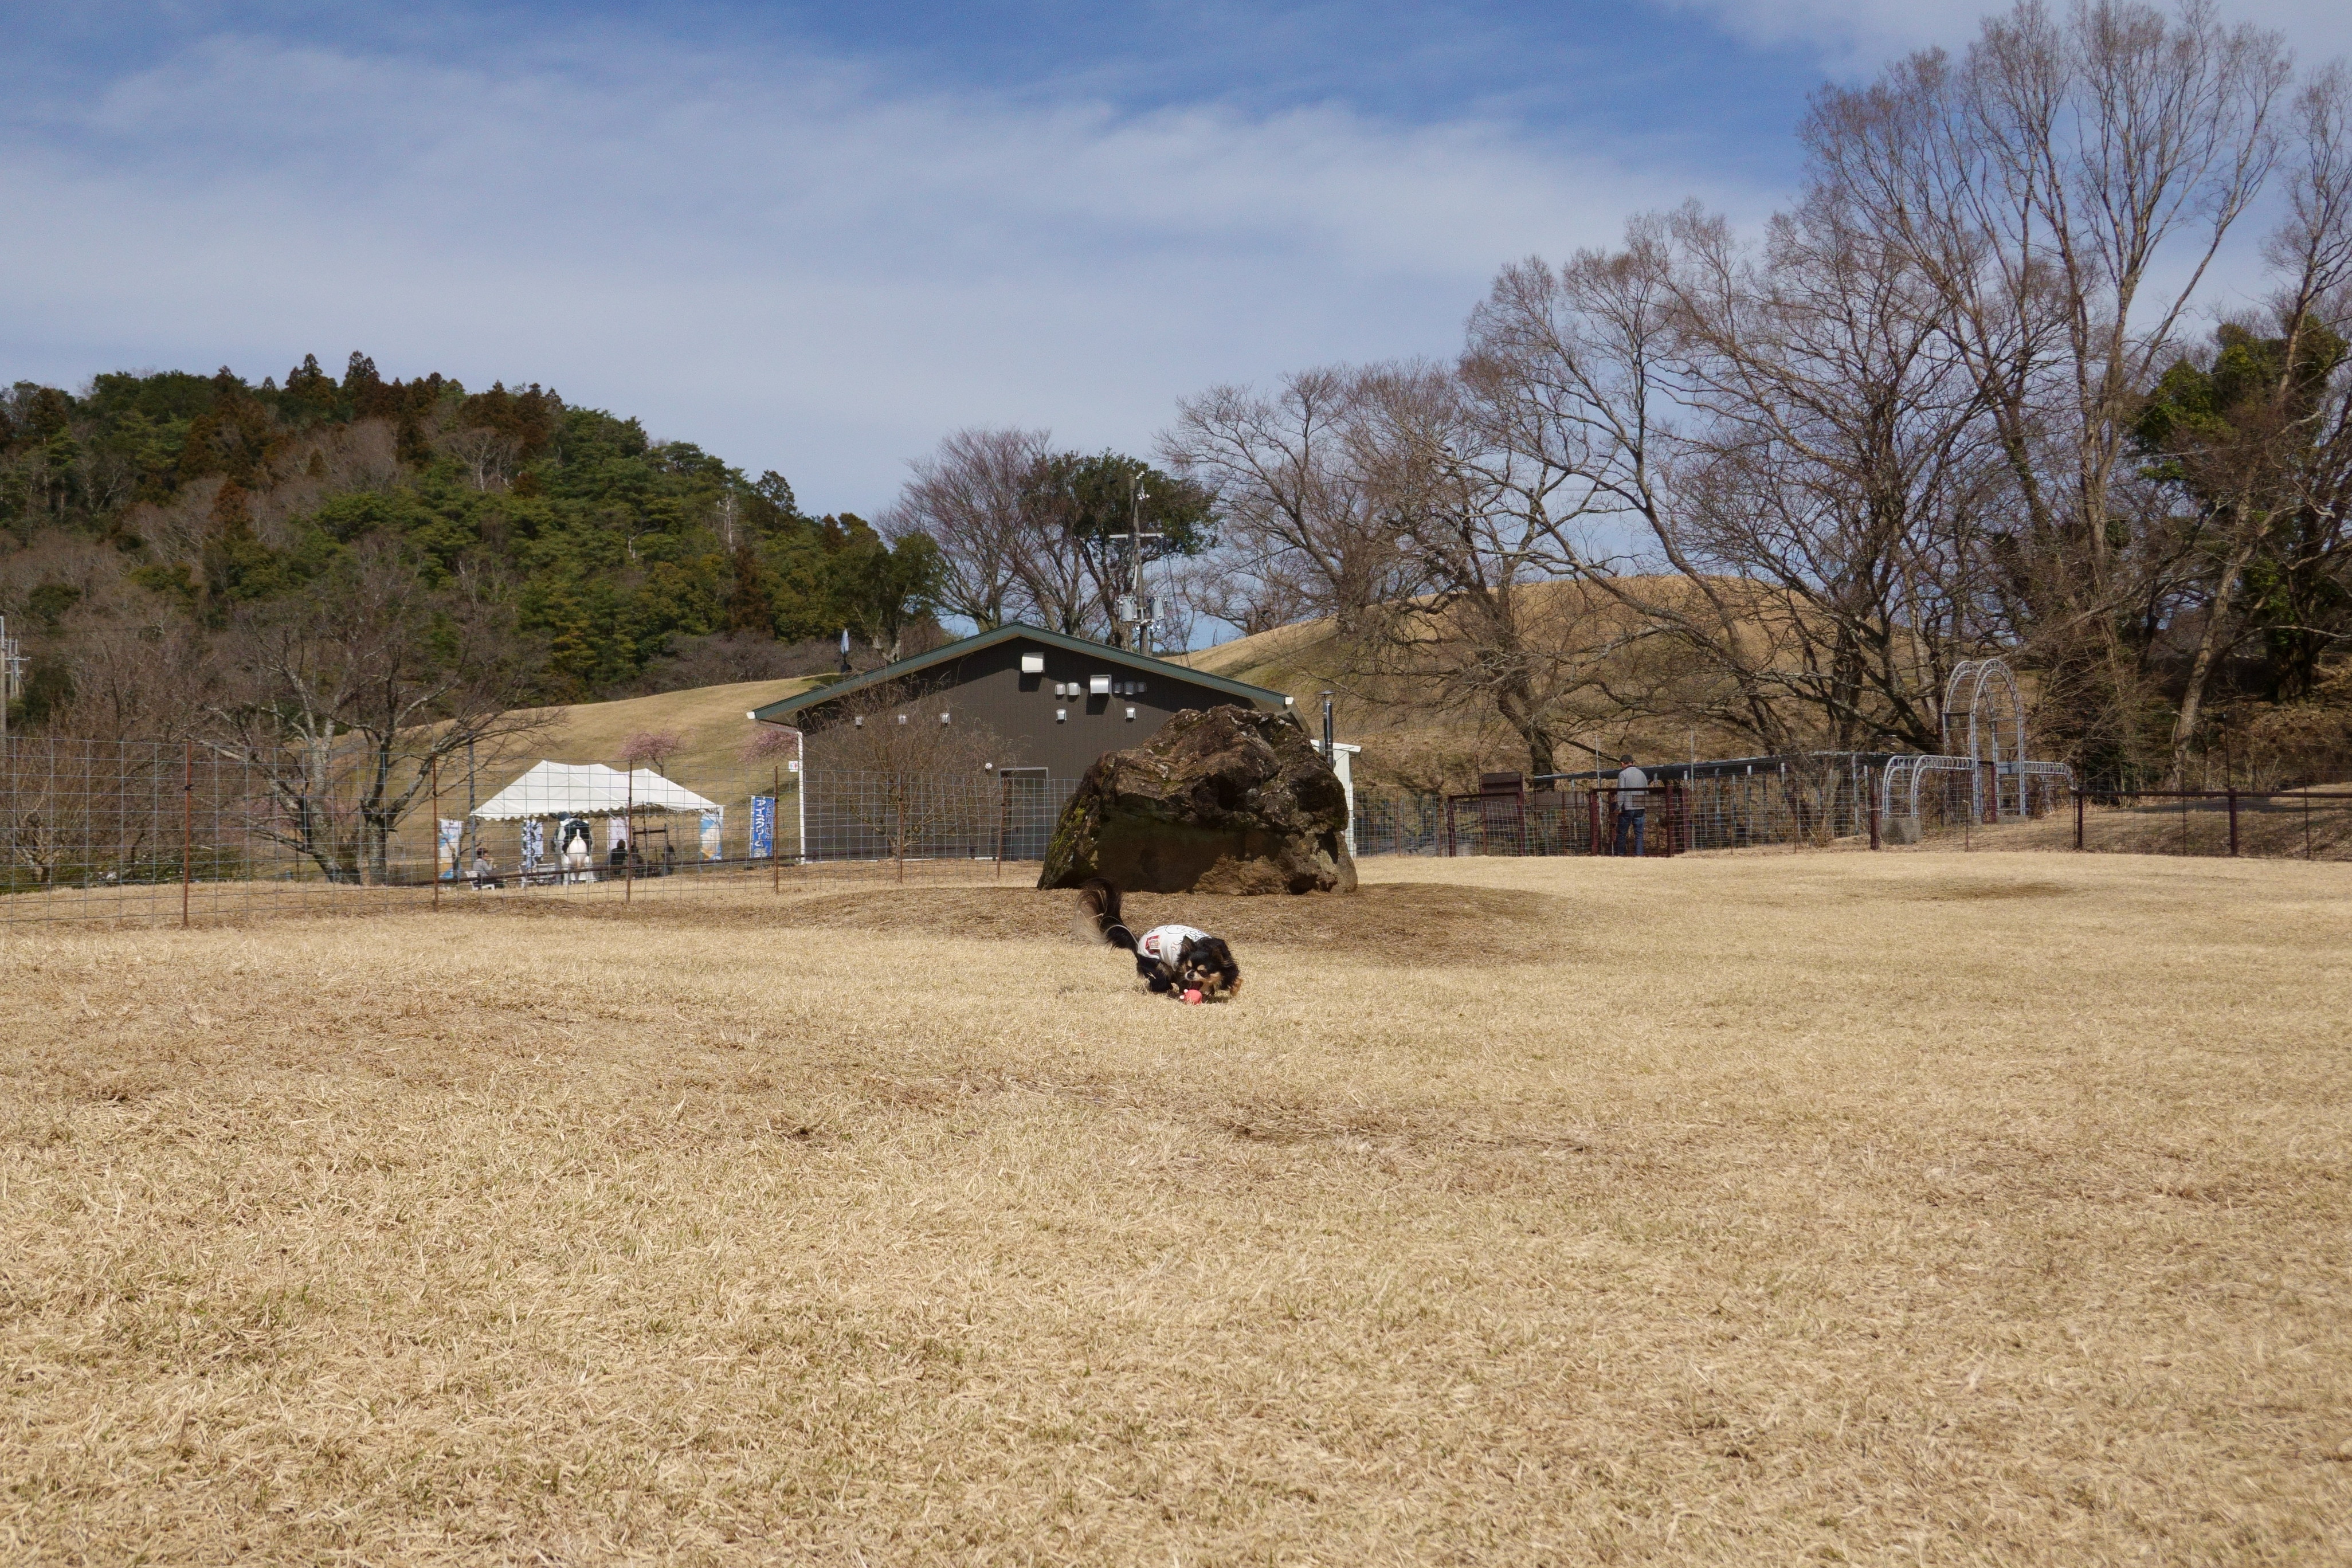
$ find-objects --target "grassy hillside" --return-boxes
[454,676,824,842]
[1175,581,1762,792]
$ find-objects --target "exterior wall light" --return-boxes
[1124,705,1136,720]
[1055,708,1067,723]
[1089,675,1112,696]
[1020,653,1045,675]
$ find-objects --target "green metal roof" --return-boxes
[746,622,1291,724]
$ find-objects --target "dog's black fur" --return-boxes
[1075,878,1242,1001]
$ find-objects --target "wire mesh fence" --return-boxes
[1366,757,1919,858]
[0,735,441,927]
[9,730,2343,932]
[0,735,1089,927]
[2052,786,2352,860]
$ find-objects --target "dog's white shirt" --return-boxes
[1135,924,1211,969]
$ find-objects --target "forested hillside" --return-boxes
[0,354,941,735]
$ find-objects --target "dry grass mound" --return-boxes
[769,881,1565,967]
[2,852,2347,1563]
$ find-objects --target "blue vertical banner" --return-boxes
[700,807,723,861]
[749,795,775,860]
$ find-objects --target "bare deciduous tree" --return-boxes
[1162,369,1411,637]
[1802,0,2292,763]
[879,428,1051,632]
[204,540,556,883]
[803,677,1006,875]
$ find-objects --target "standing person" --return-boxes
[1615,754,1649,857]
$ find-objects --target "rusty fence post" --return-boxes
[2076,787,2086,851]
[773,764,783,895]
[181,738,193,929]
[2228,786,2240,857]
[1868,774,1881,851]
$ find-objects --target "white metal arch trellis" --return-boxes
[1943,658,2029,818]
[1880,656,2071,830]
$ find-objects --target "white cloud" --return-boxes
[1660,0,2352,73]
[1,32,1747,511]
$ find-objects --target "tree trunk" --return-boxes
[2169,528,2262,785]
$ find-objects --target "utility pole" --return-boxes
[1121,469,1164,656]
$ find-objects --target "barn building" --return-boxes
[746,622,1295,779]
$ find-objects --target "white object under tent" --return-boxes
[471,761,720,820]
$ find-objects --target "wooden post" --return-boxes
[181,738,193,929]
[1868,777,1880,851]
[2075,786,2086,851]
[2228,786,2240,857]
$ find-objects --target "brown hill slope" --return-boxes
[457,676,823,825]
[1174,579,1771,791]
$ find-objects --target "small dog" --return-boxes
[1075,879,1242,1002]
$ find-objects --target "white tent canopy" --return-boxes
[472,761,720,820]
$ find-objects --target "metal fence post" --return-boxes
[2076,787,2086,851]
[1868,775,1880,851]
[181,738,193,929]
[773,764,783,895]
[2228,786,2240,857]
[624,767,634,904]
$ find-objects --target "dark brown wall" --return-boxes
[803,635,1283,778]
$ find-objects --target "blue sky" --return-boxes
[5,1,2346,516]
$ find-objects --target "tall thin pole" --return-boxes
[181,738,193,929]
[1130,473,1145,656]
[624,766,634,905]
[772,763,782,895]
[431,755,441,911]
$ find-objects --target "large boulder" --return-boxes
[1040,705,1358,895]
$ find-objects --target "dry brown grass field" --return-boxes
[2,852,2347,1565]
